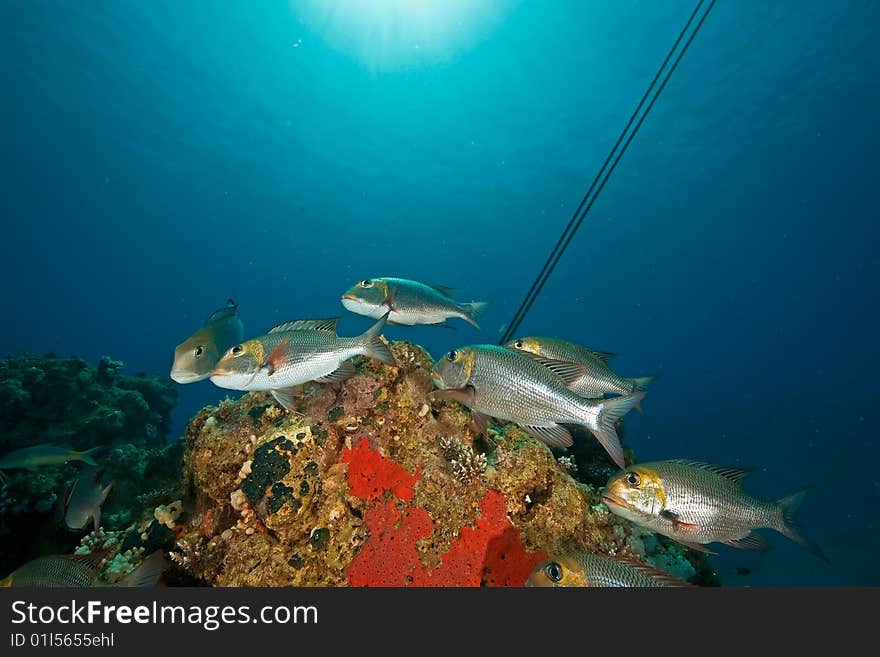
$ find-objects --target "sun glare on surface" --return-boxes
[294,0,507,69]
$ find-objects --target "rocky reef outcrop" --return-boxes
[170,341,716,587]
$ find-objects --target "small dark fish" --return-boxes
[0,551,165,587]
[526,553,692,587]
[341,277,488,328]
[171,299,244,383]
[62,467,114,532]
[602,459,829,562]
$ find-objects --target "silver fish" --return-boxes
[430,344,643,468]
[506,336,654,409]
[0,444,102,478]
[341,277,487,328]
[62,467,114,532]
[171,299,244,384]
[603,459,829,562]
[1,551,165,587]
[526,553,691,587]
[210,314,396,410]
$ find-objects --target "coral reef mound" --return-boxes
[174,341,713,587]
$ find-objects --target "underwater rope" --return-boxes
[499,0,717,346]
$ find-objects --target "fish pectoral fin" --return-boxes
[722,532,770,551]
[270,387,303,412]
[522,424,574,449]
[471,410,490,436]
[314,361,356,384]
[262,339,293,376]
[384,286,399,312]
[676,540,717,555]
[435,321,457,330]
[660,509,700,531]
[518,354,587,386]
[430,387,476,405]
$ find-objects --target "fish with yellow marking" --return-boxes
[0,444,103,480]
[341,277,488,328]
[526,553,692,587]
[431,344,643,467]
[171,299,244,383]
[506,336,654,411]
[602,459,829,562]
[1,551,165,587]
[210,314,396,411]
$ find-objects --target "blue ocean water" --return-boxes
[1,1,877,585]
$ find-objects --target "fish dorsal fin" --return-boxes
[590,350,617,364]
[520,353,587,386]
[616,557,695,587]
[426,282,455,296]
[268,317,340,334]
[666,459,752,484]
[207,299,238,322]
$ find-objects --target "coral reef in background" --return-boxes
[172,340,717,587]
[0,354,181,578]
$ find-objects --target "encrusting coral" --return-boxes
[172,340,716,586]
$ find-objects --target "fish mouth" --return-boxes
[601,492,628,509]
[170,370,205,384]
[342,294,359,302]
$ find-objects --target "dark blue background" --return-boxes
[2,1,877,585]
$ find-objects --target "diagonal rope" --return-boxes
[499,0,716,345]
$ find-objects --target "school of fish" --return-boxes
[0,275,827,587]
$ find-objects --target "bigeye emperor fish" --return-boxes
[1,551,165,587]
[171,299,244,384]
[210,313,396,411]
[430,344,644,468]
[603,459,829,562]
[341,277,488,328]
[0,444,102,479]
[506,336,654,412]
[526,553,692,587]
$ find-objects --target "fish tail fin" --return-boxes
[79,446,106,467]
[460,301,489,329]
[775,488,830,563]
[118,551,166,587]
[359,312,396,366]
[587,392,645,469]
[629,376,655,415]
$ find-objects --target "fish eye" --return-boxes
[447,350,459,362]
[194,346,204,358]
[514,340,523,349]
[360,279,372,287]
[231,345,244,357]
[626,472,641,487]
[545,562,563,582]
